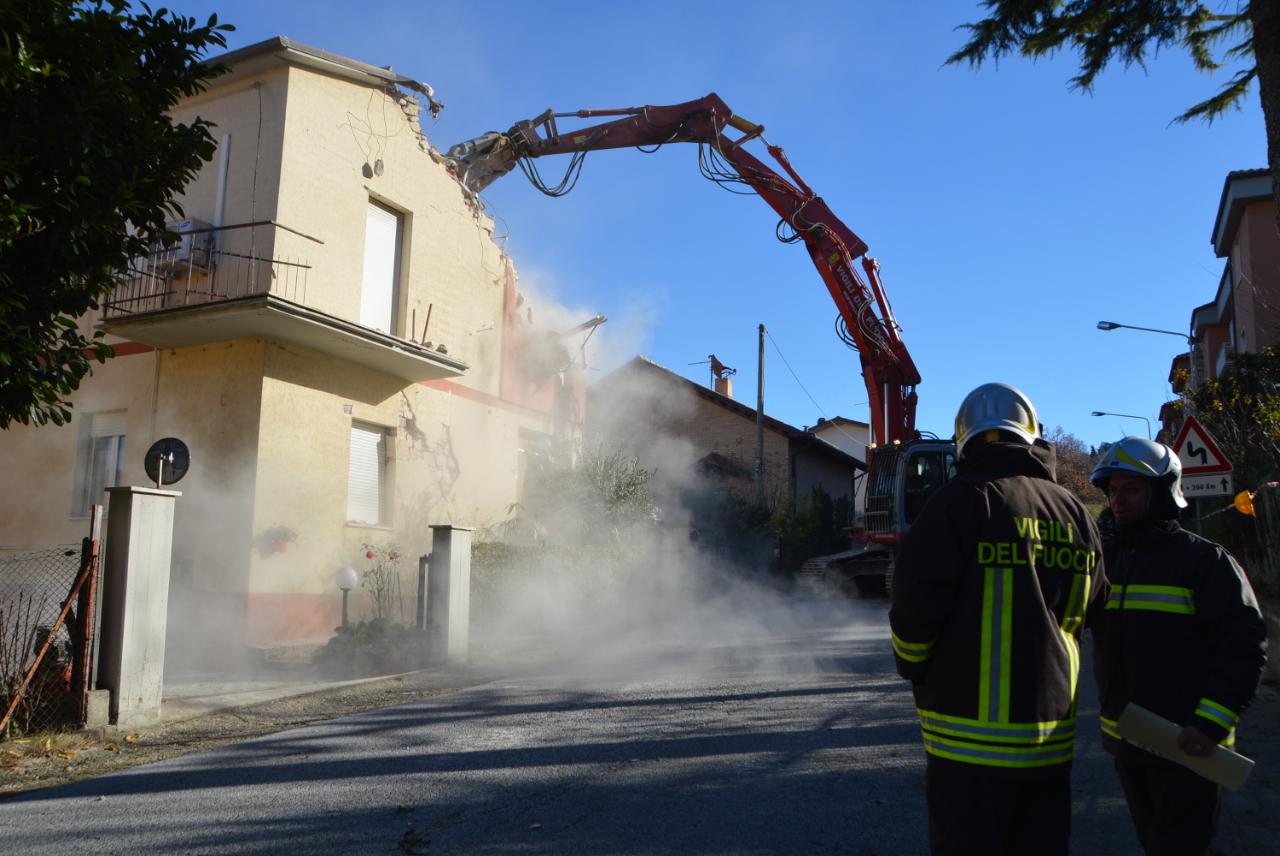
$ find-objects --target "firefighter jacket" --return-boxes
[889,440,1106,774]
[1092,519,1266,752]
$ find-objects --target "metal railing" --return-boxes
[102,224,312,319]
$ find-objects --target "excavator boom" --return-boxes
[446,93,921,448]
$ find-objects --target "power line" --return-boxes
[764,328,869,451]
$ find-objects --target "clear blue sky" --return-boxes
[163,0,1267,452]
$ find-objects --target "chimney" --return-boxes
[714,376,733,398]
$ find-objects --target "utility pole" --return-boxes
[756,323,765,507]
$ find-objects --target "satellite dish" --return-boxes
[144,437,190,486]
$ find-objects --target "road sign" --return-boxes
[1171,416,1232,475]
[1182,472,1234,497]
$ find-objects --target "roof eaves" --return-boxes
[206,36,437,102]
[1211,168,1272,257]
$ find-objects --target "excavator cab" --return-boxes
[862,439,956,543]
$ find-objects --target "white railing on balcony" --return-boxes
[102,224,312,320]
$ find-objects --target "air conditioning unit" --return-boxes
[152,218,214,273]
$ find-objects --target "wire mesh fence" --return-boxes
[0,546,86,737]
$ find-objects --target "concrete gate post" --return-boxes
[97,486,180,728]
[427,525,473,663]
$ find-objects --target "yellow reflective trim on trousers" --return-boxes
[922,733,1074,769]
[917,708,1075,745]
[891,630,935,663]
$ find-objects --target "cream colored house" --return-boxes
[0,38,588,667]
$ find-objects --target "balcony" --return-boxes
[100,226,467,384]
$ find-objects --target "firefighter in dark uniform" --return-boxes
[1090,437,1266,856]
[889,383,1106,856]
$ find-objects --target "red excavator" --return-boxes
[445,94,956,595]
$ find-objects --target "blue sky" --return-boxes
[164,0,1267,453]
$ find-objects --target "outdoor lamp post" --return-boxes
[1096,320,1194,346]
[1091,410,1153,440]
[336,566,359,628]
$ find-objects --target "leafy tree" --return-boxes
[1046,425,1107,503]
[772,487,852,572]
[1179,346,1280,489]
[948,1,1280,223]
[511,442,658,547]
[0,1,231,428]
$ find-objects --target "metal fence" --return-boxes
[0,512,101,737]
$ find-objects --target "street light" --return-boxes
[335,566,359,628]
[1091,410,1152,440]
[1096,320,1194,346]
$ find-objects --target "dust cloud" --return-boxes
[469,366,882,685]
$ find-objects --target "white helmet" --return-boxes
[954,383,1040,459]
[1090,436,1188,513]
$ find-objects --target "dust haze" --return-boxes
[470,365,881,684]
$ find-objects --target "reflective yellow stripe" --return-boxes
[918,708,1074,745]
[1059,627,1080,702]
[1060,573,1089,635]
[922,732,1074,768]
[1098,711,1235,747]
[1194,698,1239,730]
[891,630,935,663]
[979,566,1013,722]
[1106,584,1195,615]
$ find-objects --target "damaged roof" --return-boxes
[205,36,442,113]
[595,356,866,470]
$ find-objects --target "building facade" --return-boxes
[1159,169,1279,441]
[588,356,863,520]
[0,38,588,667]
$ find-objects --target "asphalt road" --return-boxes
[0,598,1158,854]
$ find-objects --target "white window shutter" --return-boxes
[347,425,384,524]
[360,203,399,334]
[91,411,128,438]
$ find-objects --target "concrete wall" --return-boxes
[167,67,288,265]
[272,66,508,388]
[793,446,856,510]
[812,421,870,514]
[0,351,153,550]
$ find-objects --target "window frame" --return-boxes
[346,421,393,527]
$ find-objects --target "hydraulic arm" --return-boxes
[446,93,921,448]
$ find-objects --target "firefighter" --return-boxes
[889,383,1105,856]
[1089,437,1266,856]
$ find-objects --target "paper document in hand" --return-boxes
[1116,703,1254,791]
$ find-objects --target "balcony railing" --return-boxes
[102,224,312,319]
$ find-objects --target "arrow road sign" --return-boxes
[1171,416,1232,475]
[1182,472,1234,497]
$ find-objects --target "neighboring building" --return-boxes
[807,416,871,517]
[588,356,864,518]
[1160,169,1279,440]
[0,38,589,667]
